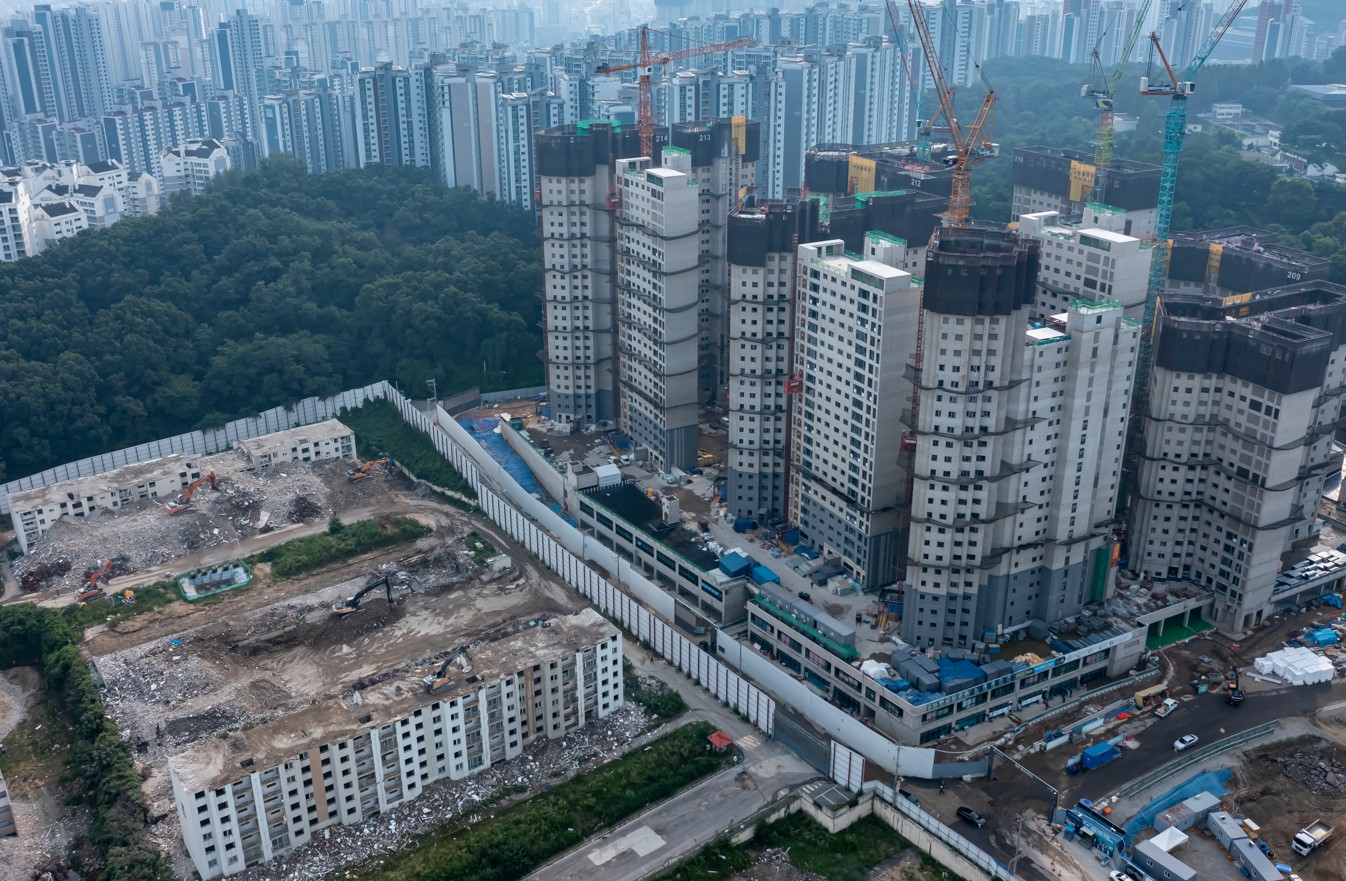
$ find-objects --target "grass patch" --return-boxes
[654,811,937,881]
[340,399,477,500]
[355,721,729,881]
[62,579,179,631]
[650,838,754,881]
[465,531,497,566]
[623,660,687,723]
[757,812,910,881]
[249,516,430,579]
[0,687,74,796]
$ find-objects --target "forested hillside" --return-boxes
[0,159,543,482]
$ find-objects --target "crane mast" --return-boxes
[1131,0,1251,418]
[595,27,755,160]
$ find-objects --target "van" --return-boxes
[1155,698,1179,718]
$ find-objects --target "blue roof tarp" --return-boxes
[751,565,781,585]
[719,552,753,579]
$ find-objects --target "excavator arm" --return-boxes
[423,644,471,693]
[332,576,392,617]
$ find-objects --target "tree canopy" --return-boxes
[0,159,543,482]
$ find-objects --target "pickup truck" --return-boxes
[1155,698,1179,718]
[1292,819,1333,856]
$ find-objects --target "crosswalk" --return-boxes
[738,734,762,750]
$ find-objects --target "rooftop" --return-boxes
[584,483,718,572]
[8,453,198,511]
[169,608,617,793]
[237,419,353,459]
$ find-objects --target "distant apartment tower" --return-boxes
[354,63,432,169]
[902,228,1138,649]
[1165,227,1332,298]
[725,189,942,526]
[160,138,230,197]
[615,153,702,470]
[537,120,647,427]
[1017,208,1153,320]
[788,236,920,589]
[726,200,820,523]
[1131,282,1346,634]
[1010,146,1160,239]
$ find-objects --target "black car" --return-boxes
[956,806,986,828]
[898,788,919,807]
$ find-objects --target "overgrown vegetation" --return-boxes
[356,721,728,881]
[464,531,497,566]
[655,811,945,881]
[0,159,542,483]
[623,659,688,723]
[0,688,73,795]
[249,516,430,578]
[0,604,172,880]
[62,579,180,631]
[340,398,477,500]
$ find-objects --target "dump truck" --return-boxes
[1291,819,1333,856]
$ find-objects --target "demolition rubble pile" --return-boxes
[12,456,393,593]
[155,703,656,881]
[1269,742,1346,796]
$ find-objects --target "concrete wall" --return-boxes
[1,382,391,515]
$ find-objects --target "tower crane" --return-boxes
[886,0,997,227]
[882,0,996,591]
[1132,0,1250,403]
[1081,0,1156,203]
[595,26,755,161]
[889,20,933,160]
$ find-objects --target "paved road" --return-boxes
[1058,678,1345,802]
[524,648,817,881]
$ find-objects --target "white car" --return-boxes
[1109,872,1137,881]
[1173,734,1199,752]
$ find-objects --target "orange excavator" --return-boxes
[165,471,217,515]
[347,457,392,482]
[77,559,115,602]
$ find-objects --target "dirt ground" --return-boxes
[1225,733,1346,880]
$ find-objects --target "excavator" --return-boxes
[165,472,217,515]
[77,559,115,602]
[1225,667,1245,707]
[347,457,392,482]
[331,576,393,618]
[423,644,471,694]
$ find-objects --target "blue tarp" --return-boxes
[459,418,547,499]
[936,658,987,685]
[1122,769,1232,838]
[719,552,753,579]
[751,565,781,585]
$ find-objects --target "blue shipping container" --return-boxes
[751,565,781,586]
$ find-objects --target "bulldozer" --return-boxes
[423,644,471,694]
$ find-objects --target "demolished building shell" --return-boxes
[9,453,204,553]
[168,608,623,878]
[236,420,355,470]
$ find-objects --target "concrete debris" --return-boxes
[734,848,830,881]
[14,456,399,595]
[153,703,656,881]
[1266,742,1346,795]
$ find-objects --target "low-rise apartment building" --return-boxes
[170,609,622,878]
[236,420,355,470]
[10,454,205,553]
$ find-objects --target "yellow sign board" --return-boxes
[732,115,747,155]
[1069,161,1097,202]
[848,155,876,196]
